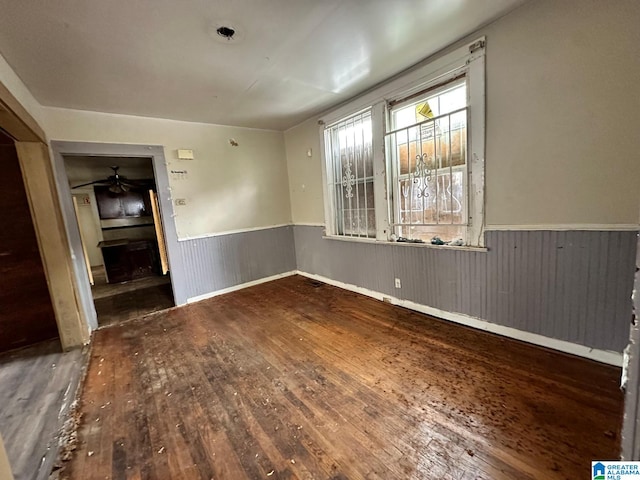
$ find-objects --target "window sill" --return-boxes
[322,234,488,252]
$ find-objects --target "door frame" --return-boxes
[50,141,189,329]
[1,81,89,351]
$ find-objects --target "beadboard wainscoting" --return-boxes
[293,225,637,356]
[178,225,296,303]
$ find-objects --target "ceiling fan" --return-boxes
[71,166,153,194]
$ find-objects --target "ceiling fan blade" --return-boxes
[71,165,153,192]
[71,180,110,189]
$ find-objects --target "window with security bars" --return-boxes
[386,80,468,243]
[324,109,375,238]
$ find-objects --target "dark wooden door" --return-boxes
[0,131,58,352]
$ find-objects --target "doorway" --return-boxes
[50,141,188,333]
[62,155,174,327]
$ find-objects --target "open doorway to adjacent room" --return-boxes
[62,155,175,328]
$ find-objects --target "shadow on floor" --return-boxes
[94,282,175,328]
[90,265,175,328]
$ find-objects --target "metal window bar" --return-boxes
[385,107,467,136]
[331,128,342,235]
[434,117,440,225]
[327,126,339,235]
[352,114,361,235]
[339,119,351,235]
[418,119,425,226]
[409,125,414,234]
[325,109,374,238]
[446,114,452,225]
[385,108,468,230]
[462,109,469,226]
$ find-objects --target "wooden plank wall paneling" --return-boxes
[293,225,637,353]
[177,226,297,301]
[0,135,58,352]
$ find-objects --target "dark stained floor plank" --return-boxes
[61,275,623,479]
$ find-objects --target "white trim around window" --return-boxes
[320,38,486,247]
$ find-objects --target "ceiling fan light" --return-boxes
[109,184,128,194]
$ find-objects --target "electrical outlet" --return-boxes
[394,278,401,289]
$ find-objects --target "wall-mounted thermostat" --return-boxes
[177,149,194,160]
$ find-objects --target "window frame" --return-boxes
[386,78,470,243]
[323,108,377,238]
[320,38,485,247]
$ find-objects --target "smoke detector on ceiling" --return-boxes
[209,20,244,44]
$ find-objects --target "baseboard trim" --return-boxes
[186,271,297,304]
[295,271,623,367]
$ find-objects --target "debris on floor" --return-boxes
[48,399,83,480]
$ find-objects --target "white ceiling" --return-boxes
[0,0,527,130]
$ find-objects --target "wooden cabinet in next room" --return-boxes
[94,185,153,219]
[98,239,160,284]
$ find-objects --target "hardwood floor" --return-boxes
[91,269,172,300]
[93,283,175,328]
[91,267,174,328]
[0,339,86,480]
[61,275,623,479]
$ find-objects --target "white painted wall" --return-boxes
[483,0,640,226]
[284,0,640,227]
[0,52,44,129]
[41,108,292,239]
[284,118,324,225]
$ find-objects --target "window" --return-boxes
[386,79,468,243]
[324,109,375,238]
[321,39,485,246]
